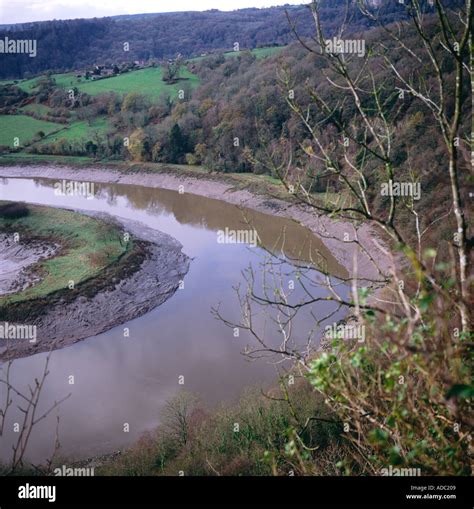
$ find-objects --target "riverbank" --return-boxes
[0,163,392,288]
[0,207,190,361]
[0,232,59,297]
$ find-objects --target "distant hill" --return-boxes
[0,1,417,79]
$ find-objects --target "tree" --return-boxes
[127,128,151,162]
[163,55,184,83]
[85,140,98,157]
[166,123,189,163]
[194,143,207,164]
[216,0,473,475]
[162,391,199,446]
[0,355,70,473]
[122,92,148,113]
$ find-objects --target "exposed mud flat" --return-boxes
[0,213,190,361]
[0,233,59,296]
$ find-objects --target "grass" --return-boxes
[0,203,130,306]
[2,66,201,100]
[191,45,286,61]
[53,67,200,99]
[5,77,41,93]
[0,153,93,164]
[225,46,285,59]
[0,115,63,147]
[20,103,53,116]
[38,117,110,144]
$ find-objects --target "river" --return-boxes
[0,175,348,464]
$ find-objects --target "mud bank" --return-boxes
[0,233,59,296]
[0,165,392,284]
[0,212,190,361]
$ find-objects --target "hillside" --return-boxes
[0,12,471,251]
[0,0,418,79]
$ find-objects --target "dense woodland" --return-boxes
[0,0,433,79]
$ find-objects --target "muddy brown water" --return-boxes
[0,176,349,464]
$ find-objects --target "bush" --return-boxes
[185,153,197,165]
[98,381,343,476]
[305,271,473,476]
[0,202,30,219]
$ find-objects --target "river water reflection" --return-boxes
[0,176,348,463]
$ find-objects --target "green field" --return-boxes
[0,203,130,305]
[3,77,40,93]
[53,67,200,99]
[0,115,63,147]
[20,103,53,115]
[3,50,278,97]
[38,117,109,144]
[3,66,200,99]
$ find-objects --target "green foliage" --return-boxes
[163,56,184,83]
[0,203,130,306]
[306,282,472,476]
[127,128,150,162]
[98,382,343,476]
[166,124,189,164]
[122,93,148,113]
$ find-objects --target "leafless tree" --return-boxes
[162,390,199,447]
[0,353,71,473]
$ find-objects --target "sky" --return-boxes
[0,0,305,25]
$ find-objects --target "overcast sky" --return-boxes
[0,0,305,25]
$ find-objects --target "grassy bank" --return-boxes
[0,202,131,306]
[0,153,94,164]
